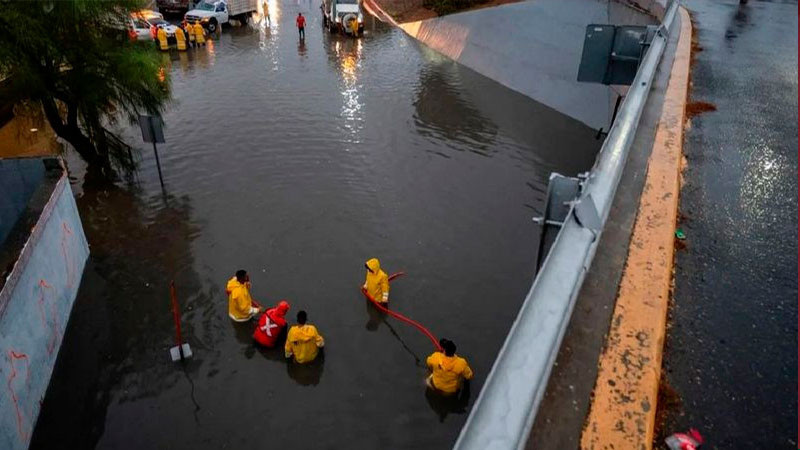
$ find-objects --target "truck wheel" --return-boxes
[207,19,218,33]
[239,13,250,25]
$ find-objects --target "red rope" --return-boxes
[361,272,442,352]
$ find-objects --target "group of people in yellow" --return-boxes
[156,21,207,52]
[226,258,473,395]
[226,270,325,364]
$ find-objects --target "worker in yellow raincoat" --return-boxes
[183,19,195,46]
[285,310,325,364]
[363,258,389,304]
[193,22,206,46]
[426,339,474,394]
[175,27,187,51]
[226,270,262,321]
[156,26,169,51]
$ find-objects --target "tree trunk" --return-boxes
[41,97,114,178]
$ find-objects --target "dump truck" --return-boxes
[321,0,364,36]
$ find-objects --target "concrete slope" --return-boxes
[399,0,655,130]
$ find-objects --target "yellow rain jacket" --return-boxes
[426,352,474,394]
[175,27,187,51]
[364,258,389,303]
[226,277,258,321]
[285,324,324,364]
[157,27,169,51]
[193,23,206,44]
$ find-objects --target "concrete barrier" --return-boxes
[0,170,89,450]
[397,0,656,130]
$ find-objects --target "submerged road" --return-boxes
[30,2,603,449]
[659,1,797,448]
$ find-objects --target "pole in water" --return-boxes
[153,142,165,189]
[169,280,193,362]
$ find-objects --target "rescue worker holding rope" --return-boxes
[363,258,389,304]
[285,310,325,363]
[226,269,262,321]
[253,300,290,347]
[426,339,473,394]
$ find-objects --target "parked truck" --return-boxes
[321,0,364,36]
[185,0,257,33]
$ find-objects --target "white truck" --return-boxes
[321,0,364,36]
[185,0,257,33]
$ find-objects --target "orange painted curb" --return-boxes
[581,7,692,450]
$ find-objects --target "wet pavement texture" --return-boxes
[658,1,798,449]
[29,2,603,449]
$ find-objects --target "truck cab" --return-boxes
[321,0,364,36]
[185,0,229,32]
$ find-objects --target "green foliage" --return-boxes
[0,0,170,176]
[422,0,488,16]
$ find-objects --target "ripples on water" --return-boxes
[33,7,601,450]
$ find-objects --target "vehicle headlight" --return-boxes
[201,17,209,22]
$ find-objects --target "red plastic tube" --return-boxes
[361,272,442,352]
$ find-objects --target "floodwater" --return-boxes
[30,2,602,448]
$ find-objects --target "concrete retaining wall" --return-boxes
[0,174,89,450]
[393,0,656,130]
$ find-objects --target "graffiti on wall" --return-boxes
[3,196,86,445]
[5,350,31,443]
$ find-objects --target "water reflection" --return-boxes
[30,186,205,449]
[258,0,280,28]
[413,65,498,157]
[725,2,751,41]
[298,39,307,58]
[739,142,786,228]
[425,382,471,423]
[364,300,424,367]
[328,37,364,142]
[287,351,324,386]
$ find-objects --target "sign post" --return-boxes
[169,280,193,362]
[138,114,166,188]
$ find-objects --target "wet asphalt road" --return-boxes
[29,2,603,448]
[658,1,798,448]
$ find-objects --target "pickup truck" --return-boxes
[185,0,257,33]
[321,0,364,36]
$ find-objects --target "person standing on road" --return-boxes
[363,258,389,304]
[193,21,206,46]
[426,339,474,394]
[296,12,306,39]
[226,269,262,321]
[262,1,271,26]
[285,310,325,363]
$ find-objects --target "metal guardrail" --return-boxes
[452,1,679,449]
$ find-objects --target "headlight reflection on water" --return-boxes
[335,39,364,140]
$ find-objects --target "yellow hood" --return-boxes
[366,258,381,273]
[226,277,245,293]
[364,258,389,302]
[292,325,318,342]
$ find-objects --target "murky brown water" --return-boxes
[31,3,601,448]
